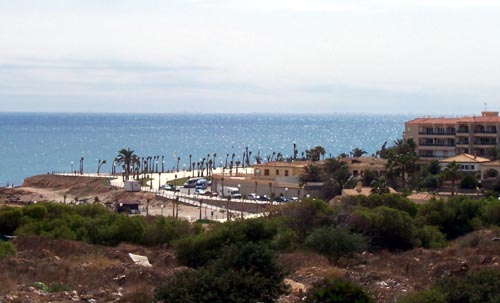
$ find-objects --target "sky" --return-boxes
[1,0,500,114]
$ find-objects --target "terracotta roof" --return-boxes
[406,113,500,125]
[406,117,462,124]
[254,161,309,168]
[342,187,397,197]
[439,153,490,163]
[480,160,500,167]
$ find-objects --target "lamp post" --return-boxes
[285,187,288,200]
[238,184,241,200]
[70,161,74,174]
[161,204,164,216]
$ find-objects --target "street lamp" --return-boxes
[238,184,241,200]
[70,161,74,174]
[285,187,288,200]
[160,204,164,216]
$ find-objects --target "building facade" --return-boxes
[405,111,500,160]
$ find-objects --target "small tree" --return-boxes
[304,226,367,265]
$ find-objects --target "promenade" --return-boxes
[58,167,270,222]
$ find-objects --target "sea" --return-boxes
[0,112,415,187]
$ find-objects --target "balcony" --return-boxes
[474,130,497,134]
[419,143,455,147]
[473,141,497,146]
[418,131,456,136]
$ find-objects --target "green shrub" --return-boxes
[460,174,478,189]
[304,226,367,264]
[272,227,300,251]
[398,288,446,303]
[349,206,416,250]
[142,216,195,246]
[48,283,72,293]
[174,218,278,268]
[436,268,500,303]
[0,240,16,259]
[416,225,447,249]
[277,198,334,240]
[156,242,286,303]
[0,207,24,234]
[304,277,373,303]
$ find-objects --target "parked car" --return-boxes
[204,190,219,197]
[161,183,179,191]
[195,188,206,195]
[258,195,270,201]
[195,179,208,190]
[183,177,204,188]
[247,193,259,200]
[274,196,289,203]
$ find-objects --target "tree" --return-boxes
[304,226,367,265]
[351,147,368,158]
[299,164,322,183]
[381,138,418,189]
[443,161,461,196]
[370,178,389,194]
[306,146,326,161]
[321,158,351,200]
[115,148,136,180]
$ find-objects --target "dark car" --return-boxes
[204,191,219,197]
[274,196,289,203]
[258,195,270,201]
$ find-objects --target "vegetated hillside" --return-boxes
[1,230,500,303]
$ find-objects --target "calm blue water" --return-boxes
[0,113,414,187]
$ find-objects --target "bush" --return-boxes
[156,242,287,303]
[349,206,416,250]
[0,207,24,234]
[398,288,446,303]
[0,240,16,259]
[277,198,334,240]
[304,226,367,264]
[174,218,278,268]
[415,225,447,249]
[436,268,500,303]
[304,277,373,303]
[460,174,478,189]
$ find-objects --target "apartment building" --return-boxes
[404,111,500,160]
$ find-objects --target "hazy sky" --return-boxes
[1,0,500,114]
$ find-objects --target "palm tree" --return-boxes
[306,146,326,161]
[115,148,136,180]
[351,148,368,158]
[299,164,322,183]
[97,159,107,175]
[444,161,461,196]
[371,178,389,194]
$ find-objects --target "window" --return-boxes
[276,169,280,175]
[285,170,289,177]
[264,169,270,176]
[255,168,261,175]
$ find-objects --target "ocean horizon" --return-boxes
[0,112,414,187]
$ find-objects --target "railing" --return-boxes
[474,130,497,134]
[419,143,455,147]
[473,142,497,146]
[418,132,456,136]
